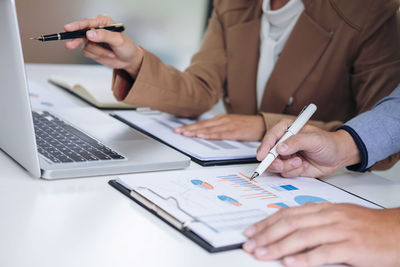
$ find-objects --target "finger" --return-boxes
[266,159,285,173]
[280,165,307,178]
[85,29,126,49]
[64,15,115,32]
[83,42,115,59]
[279,158,307,178]
[276,132,321,157]
[282,241,352,267]
[81,48,100,61]
[195,126,236,140]
[65,38,86,50]
[244,203,330,238]
[179,121,231,138]
[266,156,305,175]
[257,119,293,161]
[174,116,224,134]
[248,210,338,253]
[253,224,346,261]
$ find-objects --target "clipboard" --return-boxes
[110,113,258,166]
[108,166,383,254]
[109,179,243,253]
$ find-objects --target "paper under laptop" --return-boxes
[109,166,381,252]
[112,111,260,166]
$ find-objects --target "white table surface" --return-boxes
[0,64,399,267]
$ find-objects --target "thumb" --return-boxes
[277,133,320,156]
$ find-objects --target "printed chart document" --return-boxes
[28,80,85,110]
[112,111,260,165]
[109,166,381,252]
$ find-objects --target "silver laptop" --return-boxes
[0,0,190,179]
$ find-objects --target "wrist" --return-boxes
[333,130,361,168]
[256,115,266,140]
[125,46,144,79]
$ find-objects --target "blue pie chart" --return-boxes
[294,195,327,205]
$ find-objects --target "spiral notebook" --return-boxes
[48,65,134,109]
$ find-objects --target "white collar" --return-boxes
[262,0,305,27]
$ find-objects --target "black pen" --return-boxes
[30,23,125,42]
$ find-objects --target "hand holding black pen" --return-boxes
[49,15,145,82]
[31,23,125,42]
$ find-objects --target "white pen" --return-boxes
[250,103,317,180]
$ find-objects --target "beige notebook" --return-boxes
[49,65,134,109]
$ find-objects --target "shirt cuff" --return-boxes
[112,69,135,101]
[337,125,369,172]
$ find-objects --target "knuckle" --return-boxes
[269,241,285,257]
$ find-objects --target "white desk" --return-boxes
[0,64,399,267]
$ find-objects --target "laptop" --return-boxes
[0,0,190,179]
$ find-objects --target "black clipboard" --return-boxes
[108,179,244,253]
[110,114,258,166]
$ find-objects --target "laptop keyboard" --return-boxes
[32,111,125,163]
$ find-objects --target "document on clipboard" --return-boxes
[109,166,382,253]
[111,110,260,166]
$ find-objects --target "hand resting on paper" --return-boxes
[243,203,400,267]
[174,114,266,141]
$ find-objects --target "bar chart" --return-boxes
[217,173,278,200]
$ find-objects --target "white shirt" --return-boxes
[256,0,304,108]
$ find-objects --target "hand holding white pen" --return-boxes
[250,104,317,180]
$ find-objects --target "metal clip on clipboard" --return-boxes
[130,187,197,230]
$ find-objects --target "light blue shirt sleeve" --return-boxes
[344,84,400,170]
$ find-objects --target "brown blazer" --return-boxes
[113,0,400,169]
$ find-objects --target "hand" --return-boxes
[64,15,144,79]
[257,119,361,178]
[242,203,400,267]
[174,114,266,141]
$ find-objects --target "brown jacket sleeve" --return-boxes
[112,4,227,117]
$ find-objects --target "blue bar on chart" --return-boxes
[270,184,299,192]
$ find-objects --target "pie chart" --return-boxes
[218,195,242,207]
[191,179,214,190]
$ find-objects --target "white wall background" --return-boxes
[17,0,209,70]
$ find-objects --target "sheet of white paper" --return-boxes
[116,166,380,248]
[113,111,260,161]
[28,80,85,110]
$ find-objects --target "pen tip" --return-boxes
[30,36,43,41]
[250,172,259,181]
